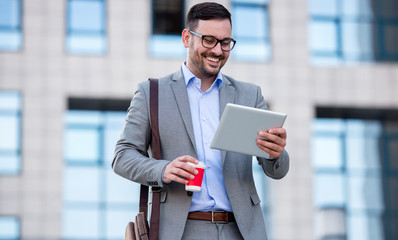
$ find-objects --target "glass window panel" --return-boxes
[66,110,102,125]
[0,90,21,111]
[66,34,107,55]
[68,0,104,32]
[346,137,382,170]
[389,177,398,210]
[64,167,101,202]
[342,0,373,18]
[342,21,375,59]
[309,0,338,17]
[0,116,19,151]
[389,138,398,170]
[314,173,345,207]
[149,35,186,58]
[63,208,100,239]
[383,24,398,56]
[312,136,343,169]
[0,216,19,239]
[105,169,139,204]
[0,155,20,174]
[348,174,384,211]
[346,120,381,136]
[232,39,271,62]
[0,0,20,27]
[106,209,138,239]
[313,119,345,133]
[309,21,338,52]
[379,0,398,19]
[233,6,268,39]
[348,214,384,240]
[0,31,22,51]
[152,0,183,35]
[65,128,100,163]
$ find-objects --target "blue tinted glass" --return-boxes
[0,216,19,239]
[233,6,268,39]
[104,113,125,163]
[67,0,106,55]
[348,214,385,240]
[149,35,186,58]
[314,173,345,207]
[384,24,398,55]
[309,0,338,17]
[312,136,343,169]
[0,91,21,110]
[309,21,338,52]
[66,110,102,125]
[63,208,100,239]
[65,128,100,163]
[66,34,107,55]
[348,174,384,211]
[64,167,101,202]
[0,0,20,27]
[342,21,374,60]
[69,0,104,32]
[232,39,271,62]
[0,155,20,174]
[0,116,19,151]
[342,0,373,17]
[105,209,138,239]
[313,119,345,133]
[105,168,139,203]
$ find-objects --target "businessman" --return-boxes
[112,2,289,239]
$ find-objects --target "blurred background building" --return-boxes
[0,0,397,239]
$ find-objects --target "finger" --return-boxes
[268,128,287,139]
[256,141,282,159]
[256,138,284,155]
[258,131,286,147]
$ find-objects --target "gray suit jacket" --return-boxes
[112,69,289,239]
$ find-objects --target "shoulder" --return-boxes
[223,74,261,91]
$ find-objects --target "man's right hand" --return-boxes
[162,155,199,184]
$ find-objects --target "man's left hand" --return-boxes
[256,127,287,159]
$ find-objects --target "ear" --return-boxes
[182,29,190,48]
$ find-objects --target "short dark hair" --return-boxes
[186,2,232,31]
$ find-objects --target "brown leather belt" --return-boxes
[187,211,235,223]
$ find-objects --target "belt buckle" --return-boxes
[211,211,228,224]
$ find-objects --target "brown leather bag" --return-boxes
[125,78,160,240]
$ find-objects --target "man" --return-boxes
[112,2,289,239]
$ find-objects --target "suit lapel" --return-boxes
[170,70,196,149]
[219,76,235,165]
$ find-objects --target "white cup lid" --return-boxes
[187,161,206,169]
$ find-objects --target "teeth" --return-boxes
[206,57,219,62]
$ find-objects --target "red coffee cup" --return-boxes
[185,161,206,192]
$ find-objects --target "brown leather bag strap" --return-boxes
[148,78,161,240]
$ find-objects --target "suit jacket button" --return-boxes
[187,191,193,197]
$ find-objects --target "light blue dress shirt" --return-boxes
[181,63,233,212]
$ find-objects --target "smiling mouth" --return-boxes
[206,56,220,62]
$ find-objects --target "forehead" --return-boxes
[195,19,232,38]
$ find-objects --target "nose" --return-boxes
[211,42,223,55]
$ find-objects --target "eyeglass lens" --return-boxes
[202,36,235,51]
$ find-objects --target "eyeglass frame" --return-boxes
[189,30,236,51]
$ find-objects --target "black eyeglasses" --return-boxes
[189,30,236,51]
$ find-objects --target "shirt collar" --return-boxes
[181,62,223,90]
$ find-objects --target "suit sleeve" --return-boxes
[111,82,169,187]
[255,86,290,179]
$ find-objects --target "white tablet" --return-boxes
[210,103,287,158]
